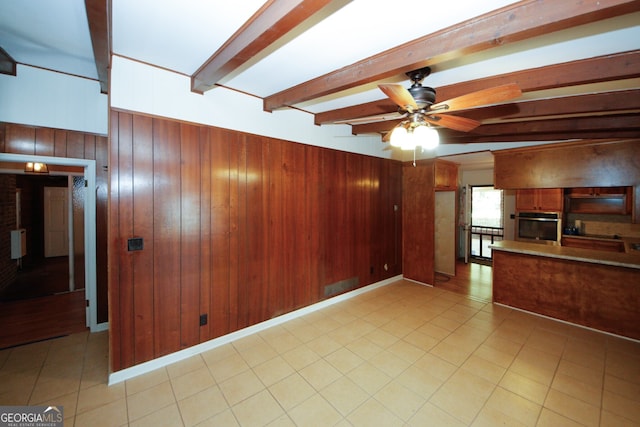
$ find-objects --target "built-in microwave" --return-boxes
[515,212,562,245]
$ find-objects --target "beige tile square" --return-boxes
[387,339,425,364]
[406,402,466,427]
[557,358,603,388]
[430,341,472,367]
[261,330,303,354]
[200,343,238,365]
[374,380,427,421]
[396,365,443,398]
[218,369,265,406]
[305,335,342,357]
[29,375,81,404]
[483,386,541,426]
[369,349,411,378]
[551,372,602,406]
[346,397,403,427]
[536,408,584,427]
[544,388,600,427]
[298,358,342,390]
[281,344,320,370]
[199,408,240,427]
[288,393,343,426]
[499,370,549,405]
[268,373,316,410]
[231,389,284,427]
[417,322,452,341]
[206,353,249,383]
[126,368,169,396]
[166,356,205,379]
[525,328,567,356]
[178,385,228,427]
[403,330,439,352]
[129,403,184,427]
[235,340,278,367]
[325,347,363,374]
[600,409,640,427]
[320,376,369,416]
[253,355,295,387]
[345,336,384,360]
[76,381,126,415]
[347,361,392,395]
[31,390,78,420]
[604,373,640,401]
[509,356,556,387]
[602,389,640,424]
[429,370,494,424]
[413,353,457,382]
[127,380,175,421]
[74,397,128,427]
[171,366,216,401]
[461,354,506,384]
[473,343,516,369]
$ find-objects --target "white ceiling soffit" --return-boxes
[0,0,96,79]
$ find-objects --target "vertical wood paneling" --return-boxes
[199,127,212,342]
[83,134,96,160]
[108,111,403,371]
[54,129,67,158]
[108,112,122,371]
[152,119,181,356]
[209,129,231,338]
[95,135,109,323]
[35,128,55,157]
[6,124,35,154]
[403,161,435,285]
[180,123,201,348]
[66,131,85,159]
[132,115,154,362]
[116,112,135,369]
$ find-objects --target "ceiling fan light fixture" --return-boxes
[413,124,439,150]
[389,124,408,147]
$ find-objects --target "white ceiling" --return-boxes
[1,0,639,155]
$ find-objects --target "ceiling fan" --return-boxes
[377,67,522,148]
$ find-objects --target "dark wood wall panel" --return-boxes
[1,122,109,325]
[109,111,403,371]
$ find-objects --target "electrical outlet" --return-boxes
[199,314,208,326]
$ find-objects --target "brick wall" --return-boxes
[0,174,17,292]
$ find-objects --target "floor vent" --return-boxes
[324,277,359,297]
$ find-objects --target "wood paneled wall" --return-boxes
[109,111,402,371]
[0,122,109,323]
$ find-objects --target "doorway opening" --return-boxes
[469,185,504,265]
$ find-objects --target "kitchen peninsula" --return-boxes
[492,240,640,341]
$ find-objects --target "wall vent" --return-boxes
[324,277,359,297]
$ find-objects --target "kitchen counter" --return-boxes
[491,240,640,340]
[491,239,640,270]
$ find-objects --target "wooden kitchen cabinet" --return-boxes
[565,186,632,214]
[434,160,458,191]
[516,188,563,212]
[561,236,625,253]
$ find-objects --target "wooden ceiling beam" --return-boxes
[191,0,336,94]
[0,45,16,76]
[441,129,640,143]
[85,0,110,94]
[319,50,640,124]
[264,0,640,111]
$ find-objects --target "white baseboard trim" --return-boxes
[403,277,433,287]
[108,274,403,385]
[92,322,109,333]
[494,302,640,344]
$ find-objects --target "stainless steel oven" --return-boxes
[515,212,562,245]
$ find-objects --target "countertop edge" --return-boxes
[491,241,640,270]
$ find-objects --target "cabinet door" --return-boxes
[434,161,458,190]
[516,189,537,210]
[537,188,563,211]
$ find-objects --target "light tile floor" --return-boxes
[1,280,639,426]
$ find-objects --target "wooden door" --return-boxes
[44,186,69,257]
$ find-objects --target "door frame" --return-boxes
[0,153,104,332]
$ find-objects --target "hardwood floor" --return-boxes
[435,259,492,302]
[0,257,87,350]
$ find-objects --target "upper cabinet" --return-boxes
[434,160,458,191]
[565,186,632,215]
[516,188,563,212]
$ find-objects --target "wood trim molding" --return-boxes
[85,0,110,94]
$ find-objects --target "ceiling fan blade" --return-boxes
[379,84,418,111]
[425,114,481,132]
[430,83,522,113]
[334,112,404,125]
